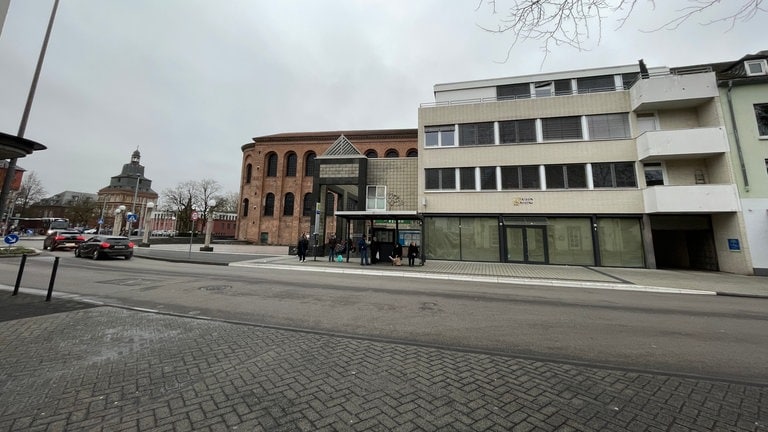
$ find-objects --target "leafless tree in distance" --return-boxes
[15,171,47,217]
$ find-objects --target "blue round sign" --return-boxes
[4,234,19,245]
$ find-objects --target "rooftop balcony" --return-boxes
[637,127,729,161]
[630,69,718,111]
[643,184,740,214]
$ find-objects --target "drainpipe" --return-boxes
[727,80,750,191]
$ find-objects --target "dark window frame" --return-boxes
[499,119,537,144]
[285,153,297,177]
[266,154,278,177]
[459,122,495,146]
[755,103,768,137]
[425,168,456,190]
[245,163,252,184]
[587,113,631,140]
[283,193,295,216]
[263,193,275,216]
[305,153,316,176]
[542,116,583,141]
[302,193,313,216]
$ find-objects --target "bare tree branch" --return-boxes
[476,0,765,62]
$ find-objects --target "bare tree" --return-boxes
[213,191,239,213]
[196,178,222,230]
[161,179,223,234]
[65,197,99,228]
[14,171,47,217]
[476,0,765,61]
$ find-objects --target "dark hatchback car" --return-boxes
[74,235,134,260]
[43,230,85,251]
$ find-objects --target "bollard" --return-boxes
[12,254,27,296]
[45,257,60,302]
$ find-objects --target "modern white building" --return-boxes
[418,62,752,274]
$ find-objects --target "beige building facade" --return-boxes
[418,64,752,274]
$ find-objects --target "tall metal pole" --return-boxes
[0,0,59,224]
[126,174,140,236]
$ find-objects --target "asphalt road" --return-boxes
[3,247,767,387]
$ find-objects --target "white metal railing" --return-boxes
[421,66,714,108]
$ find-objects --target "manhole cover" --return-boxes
[199,285,231,291]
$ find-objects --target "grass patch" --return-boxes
[0,246,37,257]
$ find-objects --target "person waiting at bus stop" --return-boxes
[357,236,370,265]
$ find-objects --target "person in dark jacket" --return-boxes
[407,242,419,267]
[297,233,309,262]
[388,242,402,266]
[328,235,338,262]
[357,236,370,265]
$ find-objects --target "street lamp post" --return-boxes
[200,199,216,252]
[139,202,154,247]
[126,174,140,237]
[112,205,126,235]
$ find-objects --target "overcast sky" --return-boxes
[1,1,765,200]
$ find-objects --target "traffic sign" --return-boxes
[126,213,138,223]
[98,218,104,224]
[4,234,19,245]
[191,211,199,221]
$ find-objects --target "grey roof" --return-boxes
[321,135,363,158]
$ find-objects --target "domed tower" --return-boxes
[96,149,159,232]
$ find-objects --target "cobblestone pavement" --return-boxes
[1,296,766,431]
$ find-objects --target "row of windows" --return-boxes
[242,193,316,218]
[425,113,631,147]
[425,162,637,191]
[496,73,638,100]
[244,153,316,183]
[245,149,419,182]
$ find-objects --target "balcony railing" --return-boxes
[630,68,718,111]
[643,184,740,213]
[637,127,729,161]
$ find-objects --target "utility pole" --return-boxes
[0,0,59,223]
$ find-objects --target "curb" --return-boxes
[228,261,718,296]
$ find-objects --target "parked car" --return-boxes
[83,228,97,234]
[43,230,86,251]
[74,235,134,260]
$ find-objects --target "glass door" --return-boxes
[505,226,547,264]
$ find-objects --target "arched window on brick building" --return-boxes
[305,152,316,176]
[266,154,278,177]
[286,153,297,177]
[283,193,295,216]
[264,193,275,216]
[303,193,313,216]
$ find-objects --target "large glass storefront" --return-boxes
[425,215,644,268]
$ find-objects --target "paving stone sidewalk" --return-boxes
[1,296,766,431]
